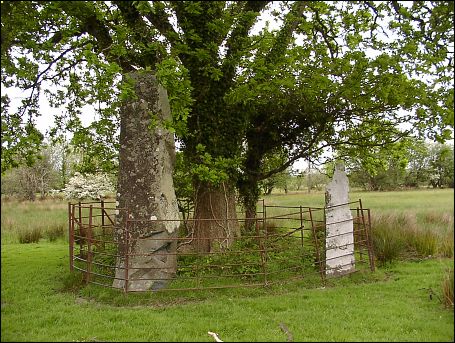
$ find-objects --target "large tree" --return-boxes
[2,1,453,246]
[230,1,453,223]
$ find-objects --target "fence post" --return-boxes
[68,202,74,272]
[366,207,375,272]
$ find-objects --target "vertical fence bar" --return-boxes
[359,199,368,268]
[196,253,200,289]
[78,201,83,255]
[366,208,375,272]
[309,207,325,282]
[322,207,327,278]
[299,206,304,248]
[255,202,261,286]
[101,199,106,250]
[68,202,74,272]
[86,205,93,284]
[124,211,129,293]
[356,206,363,263]
[299,205,305,275]
[359,199,375,272]
[73,203,77,267]
[101,199,105,227]
[262,204,268,286]
[72,204,76,269]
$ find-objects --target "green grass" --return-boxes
[266,188,454,215]
[1,243,453,342]
[1,197,69,244]
[1,189,454,341]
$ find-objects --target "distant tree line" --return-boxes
[1,139,453,201]
[0,140,113,201]
[252,139,454,194]
[342,140,454,191]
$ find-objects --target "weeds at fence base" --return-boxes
[60,271,85,293]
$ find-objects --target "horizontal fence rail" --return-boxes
[68,199,375,293]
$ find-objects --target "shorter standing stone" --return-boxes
[325,163,355,276]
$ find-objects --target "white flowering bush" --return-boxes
[63,172,115,200]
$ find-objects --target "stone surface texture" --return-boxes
[113,72,180,291]
[325,163,355,276]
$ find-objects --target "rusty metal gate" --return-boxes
[68,200,374,292]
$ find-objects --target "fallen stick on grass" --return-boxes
[279,322,294,342]
[208,331,223,342]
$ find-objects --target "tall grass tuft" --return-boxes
[18,227,42,244]
[45,224,65,242]
[411,229,438,257]
[371,211,454,264]
[442,268,454,309]
[438,229,454,258]
[371,213,409,266]
[420,211,454,258]
[371,224,404,266]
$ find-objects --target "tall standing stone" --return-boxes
[113,72,180,291]
[325,163,355,276]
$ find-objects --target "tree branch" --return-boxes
[264,1,308,65]
[112,1,164,68]
[59,1,134,72]
[257,120,330,181]
[221,1,270,82]
[390,0,426,34]
[146,1,181,46]
[24,41,90,91]
[312,7,338,59]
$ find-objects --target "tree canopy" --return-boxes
[1,1,453,205]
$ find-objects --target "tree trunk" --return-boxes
[238,145,263,233]
[113,72,180,291]
[192,182,240,252]
[238,177,261,233]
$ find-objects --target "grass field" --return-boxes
[266,188,454,215]
[1,188,454,342]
